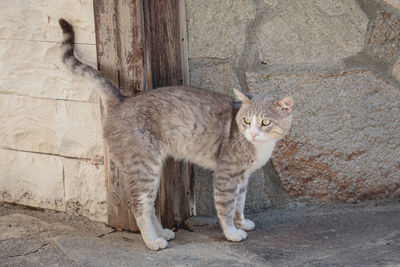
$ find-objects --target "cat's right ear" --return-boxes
[275,96,294,113]
[233,88,250,104]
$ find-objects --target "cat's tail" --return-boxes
[58,18,124,106]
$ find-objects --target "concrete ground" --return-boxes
[0,200,399,267]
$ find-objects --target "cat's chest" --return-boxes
[246,141,276,174]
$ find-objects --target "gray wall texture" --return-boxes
[185,0,400,216]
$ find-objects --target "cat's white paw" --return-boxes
[145,237,168,251]
[224,228,248,242]
[159,228,175,241]
[235,219,255,231]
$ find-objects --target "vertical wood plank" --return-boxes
[94,0,146,232]
[143,0,191,228]
[94,0,191,231]
[179,0,190,87]
[94,0,146,96]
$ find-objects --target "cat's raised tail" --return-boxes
[59,18,124,106]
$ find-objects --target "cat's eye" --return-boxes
[262,119,271,126]
[243,117,251,124]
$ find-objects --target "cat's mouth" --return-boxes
[246,134,278,144]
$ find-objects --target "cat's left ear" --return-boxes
[233,88,250,104]
[276,96,294,113]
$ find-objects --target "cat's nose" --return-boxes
[250,132,258,139]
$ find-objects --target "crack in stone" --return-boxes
[0,37,95,46]
[0,146,104,164]
[97,229,117,238]
[0,91,99,104]
[0,241,51,260]
[52,238,81,266]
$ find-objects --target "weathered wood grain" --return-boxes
[94,0,146,96]
[94,0,146,232]
[143,0,191,228]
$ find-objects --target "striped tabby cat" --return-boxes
[59,19,293,250]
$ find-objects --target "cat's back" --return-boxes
[117,86,233,121]
[131,86,231,108]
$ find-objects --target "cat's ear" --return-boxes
[233,88,250,104]
[275,96,294,113]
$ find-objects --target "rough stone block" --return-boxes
[247,71,400,202]
[63,158,107,223]
[189,61,241,95]
[383,0,400,10]
[193,167,271,216]
[393,58,400,80]
[0,0,95,44]
[0,40,99,102]
[186,0,255,59]
[257,0,368,64]
[0,149,65,211]
[193,166,215,216]
[0,94,104,159]
[56,100,104,159]
[263,0,279,9]
[245,169,271,213]
[0,94,57,154]
[368,10,400,61]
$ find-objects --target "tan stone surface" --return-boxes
[0,214,51,240]
[0,149,108,222]
[257,0,368,64]
[0,94,104,158]
[0,40,99,102]
[263,0,279,9]
[393,58,400,81]
[0,213,73,240]
[64,158,107,223]
[0,149,65,211]
[383,0,400,10]
[0,0,95,44]
[0,0,107,222]
[0,94,57,154]
[56,100,104,159]
[368,11,400,61]
[189,62,241,95]
[186,0,255,59]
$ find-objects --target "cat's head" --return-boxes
[234,88,293,144]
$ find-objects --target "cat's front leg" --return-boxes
[214,172,247,242]
[234,182,255,231]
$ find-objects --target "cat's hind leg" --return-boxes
[123,154,167,250]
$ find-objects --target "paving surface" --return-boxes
[0,200,399,266]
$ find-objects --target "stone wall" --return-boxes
[187,0,400,215]
[1,0,399,221]
[0,0,107,222]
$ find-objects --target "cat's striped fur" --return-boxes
[59,18,293,250]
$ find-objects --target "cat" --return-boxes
[58,18,293,250]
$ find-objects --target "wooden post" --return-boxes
[94,0,146,232]
[94,0,190,231]
[142,0,191,228]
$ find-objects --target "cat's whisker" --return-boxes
[239,138,250,154]
[231,136,246,147]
